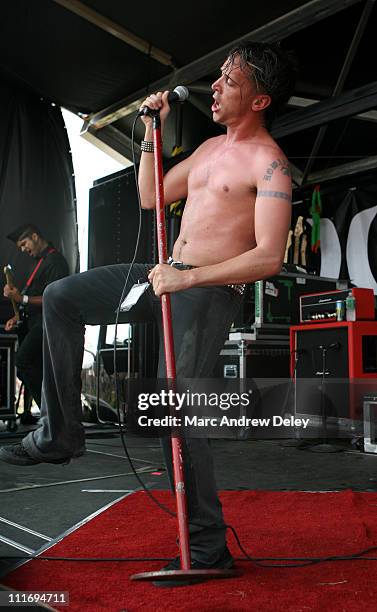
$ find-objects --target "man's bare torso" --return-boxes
[172,134,283,266]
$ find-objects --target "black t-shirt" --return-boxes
[22,246,69,325]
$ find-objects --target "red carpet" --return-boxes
[4,490,377,611]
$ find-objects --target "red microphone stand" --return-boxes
[131,110,238,584]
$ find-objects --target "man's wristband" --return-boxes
[140,140,154,153]
[22,295,29,305]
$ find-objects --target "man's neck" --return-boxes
[224,116,267,145]
[37,239,50,256]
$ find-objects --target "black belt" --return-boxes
[167,257,245,296]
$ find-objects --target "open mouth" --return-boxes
[211,99,220,112]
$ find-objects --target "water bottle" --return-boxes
[346,292,356,322]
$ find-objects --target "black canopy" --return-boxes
[1,0,376,186]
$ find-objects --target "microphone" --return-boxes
[138,86,189,116]
[167,85,189,104]
[318,342,340,351]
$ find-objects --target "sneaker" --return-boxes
[0,443,71,466]
[153,546,234,587]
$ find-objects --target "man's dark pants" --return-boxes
[22,263,241,563]
[16,320,43,408]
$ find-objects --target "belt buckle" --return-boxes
[168,257,184,267]
[228,283,245,296]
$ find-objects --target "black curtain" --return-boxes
[0,79,78,323]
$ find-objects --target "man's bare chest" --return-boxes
[188,153,256,198]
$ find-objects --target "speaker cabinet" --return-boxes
[290,321,377,421]
[214,345,290,379]
[0,334,17,419]
[88,167,156,268]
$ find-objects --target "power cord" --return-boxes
[4,543,377,568]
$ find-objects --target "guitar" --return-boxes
[293,216,304,265]
[3,264,20,322]
[284,229,293,263]
[300,234,308,267]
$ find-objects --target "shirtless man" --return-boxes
[0,41,296,582]
[142,52,292,292]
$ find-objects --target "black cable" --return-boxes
[226,527,377,567]
[109,112,175,518]
[4,545,377,567]
[0,556,172,562]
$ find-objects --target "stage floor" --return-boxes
[1,421,377,579]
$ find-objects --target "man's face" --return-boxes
[211,55,256,125]
[16,234,40,258]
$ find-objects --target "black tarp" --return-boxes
[0,0,307,114]
[0,1,375,176]
[0,80,78,323]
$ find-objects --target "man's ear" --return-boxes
[31,233,39,242]
[251,94,271,112]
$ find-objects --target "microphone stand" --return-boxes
[131,110,238,584]
[308,344,342,453]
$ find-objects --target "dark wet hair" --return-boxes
[225,41,298,125]
[7,223,44,244]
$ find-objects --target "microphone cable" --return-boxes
[109,111,176,519]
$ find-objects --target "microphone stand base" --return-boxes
[130,568,242,584]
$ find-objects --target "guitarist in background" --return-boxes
[3,224,69,424]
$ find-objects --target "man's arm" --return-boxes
[5,315,19,331]
[138,90,191,209]
[149,152,292,294]
[3,258,68,307]
[3,285,42,306]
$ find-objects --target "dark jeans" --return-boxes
[23,263,241,562]
[16,320,43,408]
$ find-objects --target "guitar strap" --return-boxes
[22,248,56,294]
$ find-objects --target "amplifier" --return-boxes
[290,321,377,421]
[214,332,291,439]
[0,333,17,420]
[300,287,375,324]
[252,273,347,330]
[215,332,290,379]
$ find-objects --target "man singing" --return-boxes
[0,42,296,580]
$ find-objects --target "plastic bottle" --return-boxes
[346,291,356,322]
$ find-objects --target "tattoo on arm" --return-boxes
[263,158,291,181]
[258,190,291,202]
